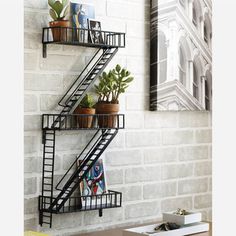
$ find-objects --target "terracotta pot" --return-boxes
[74,107,95,128]
[49,20,69,42]
[95,103,119,128]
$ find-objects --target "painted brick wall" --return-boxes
[24,0,212,235]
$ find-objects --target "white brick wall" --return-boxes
[24,0,212,235]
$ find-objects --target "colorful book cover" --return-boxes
[70,2,95,29]
[80,159,106,196]
[70,2,95,42]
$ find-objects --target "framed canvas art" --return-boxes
[88,20,104,44]
[150,0,212,111]
[80,159,106,196]
[78,159,109,207]
[70,2,95,42]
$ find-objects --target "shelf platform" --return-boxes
[42,113,125,130]
[42,27,125,57]
[39,190,122,214]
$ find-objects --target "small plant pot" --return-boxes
[74,107,95,128]
[49,20,69,42]
[96,103,119,128]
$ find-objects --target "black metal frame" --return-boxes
[42,27,126,58]
[42,114,125,132]
[39,190,122,214]
[39,27,125,228]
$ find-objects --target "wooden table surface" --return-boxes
[75,222,212,236]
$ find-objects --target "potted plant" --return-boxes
[73,94,96,128]
[94,64,134,128]
[48,0,70,41]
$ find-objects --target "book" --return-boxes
[78,159,109,208]
[70,2,95,42]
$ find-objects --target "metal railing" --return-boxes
[42,27,126,48]
[42,114,125,130]
[39,190,122,213]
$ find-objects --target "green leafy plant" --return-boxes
[48,0,69,21]
[79,94,95,108]
[94,64,134,104]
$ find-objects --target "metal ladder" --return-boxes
[51,47,118,128]
[39,130,56,227]
[49,129,118,212]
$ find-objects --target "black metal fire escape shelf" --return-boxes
[39,27,125,227]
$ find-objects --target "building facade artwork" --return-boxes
[150,0,212,111]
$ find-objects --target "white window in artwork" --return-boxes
[204,15,212,48]
[157,31,167,84]
[205,71,212,110]
[193,63,199,100]
[192,6,197,27]
[205,79,210,110]
[179,45,187,87]
[204,24,208,44]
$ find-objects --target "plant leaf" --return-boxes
[79,94,95,108]
[121,69,126,77]
[126,71,131,76]
[120,88,125,93]
[48,0,55,8]
[124,77,134,83]
[49,9,58,21]
[53,1,63,18]
[116,64,121,72]
[62,5,69,18]
[102,71,107,78]
[62,0,69,8]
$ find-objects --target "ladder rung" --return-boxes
[44,164,53,166]
[75,89,84,93]
[44,177,52,179]
[45,146,53,148]
[46,131,54,133]
[45,152,53,154]
[44,170,53,173]
[43,183,52,186]
[83,82,90,85]
[42,222,51,224]
[74,92,83,96]
[44,158,53,160]
[68,99,78,103]
[62,109,70,112]
[45,139,54,141]
[42,202,50,205]
[89,74,96,78]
